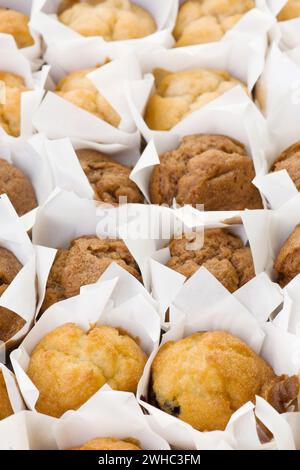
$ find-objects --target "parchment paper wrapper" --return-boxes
[0,49,48,140]
[0,364,25,417]
[266,0,300,50]
[137,267,300,450]
[10,271,161,414]
[272,274,300,337]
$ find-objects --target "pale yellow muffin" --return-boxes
[0,8,34,48]
[0,371,13,420]
[71,437,141,450]
[173,0,255,47]
[59,0,156,40]
[278,0,300,21]
[55,67,121,127]
[27,323,147,417]
[0,72,29,137]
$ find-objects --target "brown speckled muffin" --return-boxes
[76,149,144,204]
[0,371,13,420]
[71,437,141,450]
[41,236,140,313]
[274,225,300,287]
[272,142,300,191]
[150,135,262,211]
[167,228,255,292]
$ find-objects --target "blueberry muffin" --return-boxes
[41,236,140,313]
[145,70,247,131]
[173,0,255,47]
[0,371,13,420]
[0,8,34,49]
[27,323,147,417]
[271,142,300,191]
[58,0,156,40]
[274,225,300,287]
[0,72,29,137]
[76,149,144,204]
[278,0,300,21]
[55,68,120,127]
[150,135,262,210]
[150,331,299,432]
[71,437,141,450]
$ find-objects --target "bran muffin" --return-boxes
[150,331,300,432]
[76,149,144,204]
[274,225,300,287]
[272,142,300,191]
[71,437,141,450]
[0,371,14,420]
[0,8,34,49]
[0,72,29,137]
[278,0,300,21]
[27,323,147,417]
[150,134,262,210]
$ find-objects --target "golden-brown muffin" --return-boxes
[27,323,147,418]
[145,69,248,131]
[0,248,25,343]
[55,68,120,127]
[274,225,300,287]
[0,159,37,216]
[0,371,14,420]
[76,149,144,204]
[0,8,34,49]
[173,0,255,47]
[58,0,156,40]
[272,141,300,191]
[167,228,255,292]
[0,72,29,137]
[278,0,300,21]
[71,437,141,450]
[41,236,140,313]
[150,134,262,210]
[150,331,299,432]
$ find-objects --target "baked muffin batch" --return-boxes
[0,0,300,452]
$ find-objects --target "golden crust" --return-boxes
[173,0,255,47]
[150,331,299,432]
[272,141,300,191]
[145,69,248,131]
[55,68,121,127]
[0,8,34,49]
[0,72,29,137]
[278,0,300,21]
[27,323,147,418]
[71,437,141,450]
[0,371,13,420]
[274,225,300,287]
[58,0,156,40]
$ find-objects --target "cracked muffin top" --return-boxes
[173,0,255,47]
[150,330,300,432]
[41,236,140,313]
[58,0,156,41]
[0,371,13,420]
[0,8,34,49]
[27,323,147,417]
[0,72,29,137]
[77,149,144,204]
[71,437,141,450]
[144,69,247,131]
[55,68,121,127]
[274,224,300,288]
[278,0,300,21]
[272,141,300,191]
[150,134,262,211]
[167,228,255,292]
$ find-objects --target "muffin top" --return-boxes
[278,0,300,21]
[173,0,255,47]
[0,72,29,137]
[55,68,120,127]
[0,371,13,421]
[71,437,141,450]
[0,8,34,48]
[58,0,156,41]
[145,69,247,131]
[150,134,262,211]
[274,224,300,288]
[167,228,255,292]
[151,331,299,432]
[27,323,147,417]
[77,149,144,204]
[272,141,300,191]
[41,236,140,313]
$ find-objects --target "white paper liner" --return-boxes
[137,268,300,450]
[266,0,300,50]
[273,274,300,336]
[0,364,25,416]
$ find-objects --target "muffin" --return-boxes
[76,149,144,204]
[0,371,13,420]
[150,135,262,210]
[55,68,120,127]
[150,331,300,432]
[71,437,141,450]
[271,142,300,191]
[0,8,34,48]
[274,225,300,288]
[173,0,255,47]
[58,0,156,40]
[0,248,25,343]
[144,69,248,131]
[167,228,255,292]
[0,72,29,137]
[41,236,140,313]
[278,0,300,21]
[27,323,147,417]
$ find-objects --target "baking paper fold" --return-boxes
[137,267,300,450]
[266,0,300,50]
[0,364,25,417]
